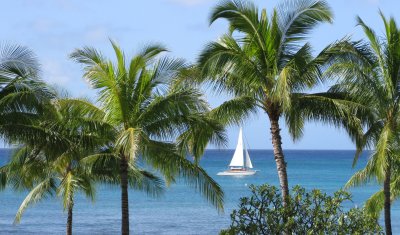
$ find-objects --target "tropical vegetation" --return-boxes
[220,184,382,235]
[3,98,112,235]
[70,41,225,234]
[0,44,54,145]
[1,0,400,234]
[1,50,165,234]
[319,12,400,235]
[196,0,334,205]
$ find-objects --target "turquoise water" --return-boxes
[0,149,399,234]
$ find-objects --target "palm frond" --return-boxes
[57,171,76,210]
[127,165,165,198]
[115,128,139,161]
[0,43,39,80]
[176,112,227,163]
[287,92,368,141]
[209,96,258,126]
[141,138,224,212]
[210,0,266,54]
[364,175,400,218]
[277,0,332,56]
[14,178,57,224]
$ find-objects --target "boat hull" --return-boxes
[217,170,257,176]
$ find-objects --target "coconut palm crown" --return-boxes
[197,0,333,203]
[71,41,225,235]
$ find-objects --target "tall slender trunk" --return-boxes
[384,165,392,235]
[120,155,130,235]
[269,116,289,205]
[66,194,73,235]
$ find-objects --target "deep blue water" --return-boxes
[0,149,399,234]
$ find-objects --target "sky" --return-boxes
[1,0,398,149]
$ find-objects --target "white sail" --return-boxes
[245,147,253,168]
[229,128,244,167]
[217,127,257,176]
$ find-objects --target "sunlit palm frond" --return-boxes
[14,178,57,224]
[198,34,264,96]
[373,124,394,181]
[365,190,384,218]
[57,171,76,210]
[345,163,375,189]
[115,128,139,162]
[364,175,400,218]
[210,0,264,51]
[276,0,332,56]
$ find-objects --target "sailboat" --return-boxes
[217,127,256,176]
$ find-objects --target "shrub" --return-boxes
[220,184,382,235]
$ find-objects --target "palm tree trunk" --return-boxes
[269,116,289,205]
[384,166,392,235]
[120,155,130,235]
[66,195,73,235]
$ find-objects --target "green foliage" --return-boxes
[1,98,105,222]
[196,0,338,208]
[0,43,55,145]
[220,184,382,235]
[198,0,334,126]
[0,97,165,225]
[324,13,400,229]
[71,40,226,211]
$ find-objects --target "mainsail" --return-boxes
[229,128,244,167]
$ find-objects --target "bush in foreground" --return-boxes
[221,184,382,235]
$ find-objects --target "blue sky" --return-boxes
[1,0,397,149]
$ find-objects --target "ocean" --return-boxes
[0,149,399,234]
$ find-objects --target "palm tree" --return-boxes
[71,41,225,235]
[6,146,97,235]
[197,0,332,203]
[1,98,164,235]
[1,97,103,234]
[327,12,400,235]
[0,43,54,143]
